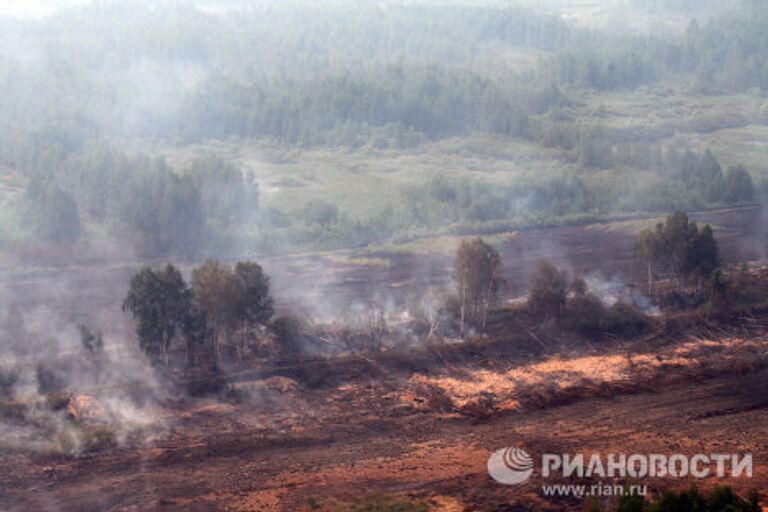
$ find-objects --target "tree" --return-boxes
[233,261,274,326]
[724,164,755,203]
[186,155,259,228]
[231,261,274,362]
[636,211,720,292]
[270,315,307,359]
[528,259,568,319]
[453,238,502,334]
[181,301,211,371]
[636,222,665,295]
[687,224,720,287]
[26,178,82,244]
[182,259,277,368]
[191,260,238,368]
[119,162,206,259]
[122,264,191,365]
[694,150,725,202]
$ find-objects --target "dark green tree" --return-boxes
[636,224,665,295]
[122,264,191,365]
[687,224,720,285]
[636,211,720,290]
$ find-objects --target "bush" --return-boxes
[561,294,608,335]
[528,260,568,319]
[271,315,309,359]
[561,296,648,338]
[81,426,117,453]
[710,267,768,313]
[604,302,649,337]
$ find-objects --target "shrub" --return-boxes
[528,260,568,319]
[561,294,608,335]
[604,302,649,337]
[561,295,648,338]
[710,267,768,313]
[271,315,309,359]
[81,426,117,453]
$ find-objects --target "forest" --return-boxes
[0,0,766,259]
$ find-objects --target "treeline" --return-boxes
[0,2,579,151]
[541,3,768,93]
[19,145,258,258]
[178,65,539,145]
[3,1,767,154]
[399,149,753,230]
[120,212,765,382]
[170,9,768,147]
[121,237,651,377]
[13,139,757,258]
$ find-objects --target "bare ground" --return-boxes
[1,352,767,511]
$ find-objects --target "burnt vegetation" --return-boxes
[115,210,768,399]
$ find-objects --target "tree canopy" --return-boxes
[453,238,503,332]
[637,211,720,292]
[122,264,191,365]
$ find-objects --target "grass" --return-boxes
[154,134,574,221]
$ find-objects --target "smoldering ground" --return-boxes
[0,276,167,455]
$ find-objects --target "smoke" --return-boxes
[0,280,167,456]
[584,272,660,316]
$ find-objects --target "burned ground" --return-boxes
[0,205,766,511]
[1,354,767,511]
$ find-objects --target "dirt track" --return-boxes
[1,364,766,512]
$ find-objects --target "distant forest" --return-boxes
[0,0,764,258]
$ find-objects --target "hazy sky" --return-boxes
[0,0,94,19]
